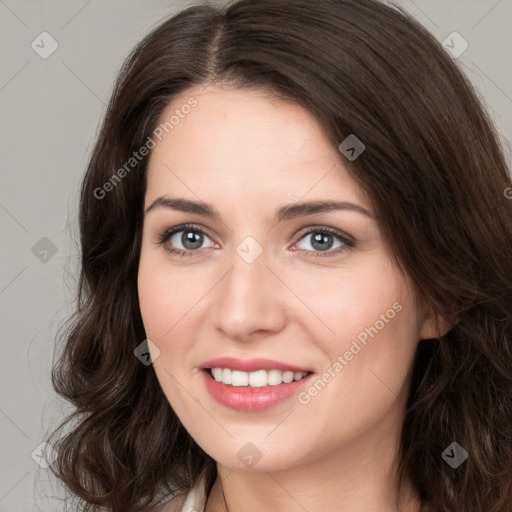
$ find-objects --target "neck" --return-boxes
[205,423,422,512]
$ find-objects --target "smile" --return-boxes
[209,367,312,387]
[201,368,315,412]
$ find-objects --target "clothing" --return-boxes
[155,471,209,512]
[176,473,207,512]
[178,472,208,512]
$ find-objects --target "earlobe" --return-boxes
[419,307,453,340]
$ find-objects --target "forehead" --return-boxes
[145,85,370,212]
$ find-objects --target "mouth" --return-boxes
[201,366,316,411]
[203,367,314,388]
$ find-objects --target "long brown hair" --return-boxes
[48,0,512,510]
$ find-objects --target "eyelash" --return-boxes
[155,223,355,258]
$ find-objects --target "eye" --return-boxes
[156,224,217,257]
[155,224,355,258]
[293,227,355,257]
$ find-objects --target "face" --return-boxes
[137,84,438,472]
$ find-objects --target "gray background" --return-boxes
[1,1,511,511]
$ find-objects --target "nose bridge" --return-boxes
[222,246,271,314]
[212,241,285,339]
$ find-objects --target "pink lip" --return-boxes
[200,357,313,373]
[201,369,314,412]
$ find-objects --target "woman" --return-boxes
[48,0,512,511]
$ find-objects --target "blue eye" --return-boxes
[156,224,355,258]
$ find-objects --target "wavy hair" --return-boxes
[48,0,512,510]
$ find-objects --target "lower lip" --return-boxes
[201,369,314,412]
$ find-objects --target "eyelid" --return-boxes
[156,222,211,236]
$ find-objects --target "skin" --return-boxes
[138,84,449,512]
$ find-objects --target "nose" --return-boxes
[211,245,287,343]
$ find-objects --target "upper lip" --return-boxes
[200,357,314,373]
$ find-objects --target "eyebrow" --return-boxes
[144,196,372,221]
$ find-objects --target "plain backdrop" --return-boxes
[1,1,511,510]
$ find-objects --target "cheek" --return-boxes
[137,250,215,399]
[137,248,200,341]
[137,258,196,406]
[294,256,419,403]
[137,268,171,342]
[287,253,413,345]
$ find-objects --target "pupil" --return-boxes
[312,233,332,251]
[182,231,203,250]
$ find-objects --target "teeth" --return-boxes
[210,368,310,387]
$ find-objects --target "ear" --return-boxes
[419,305,453,340]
